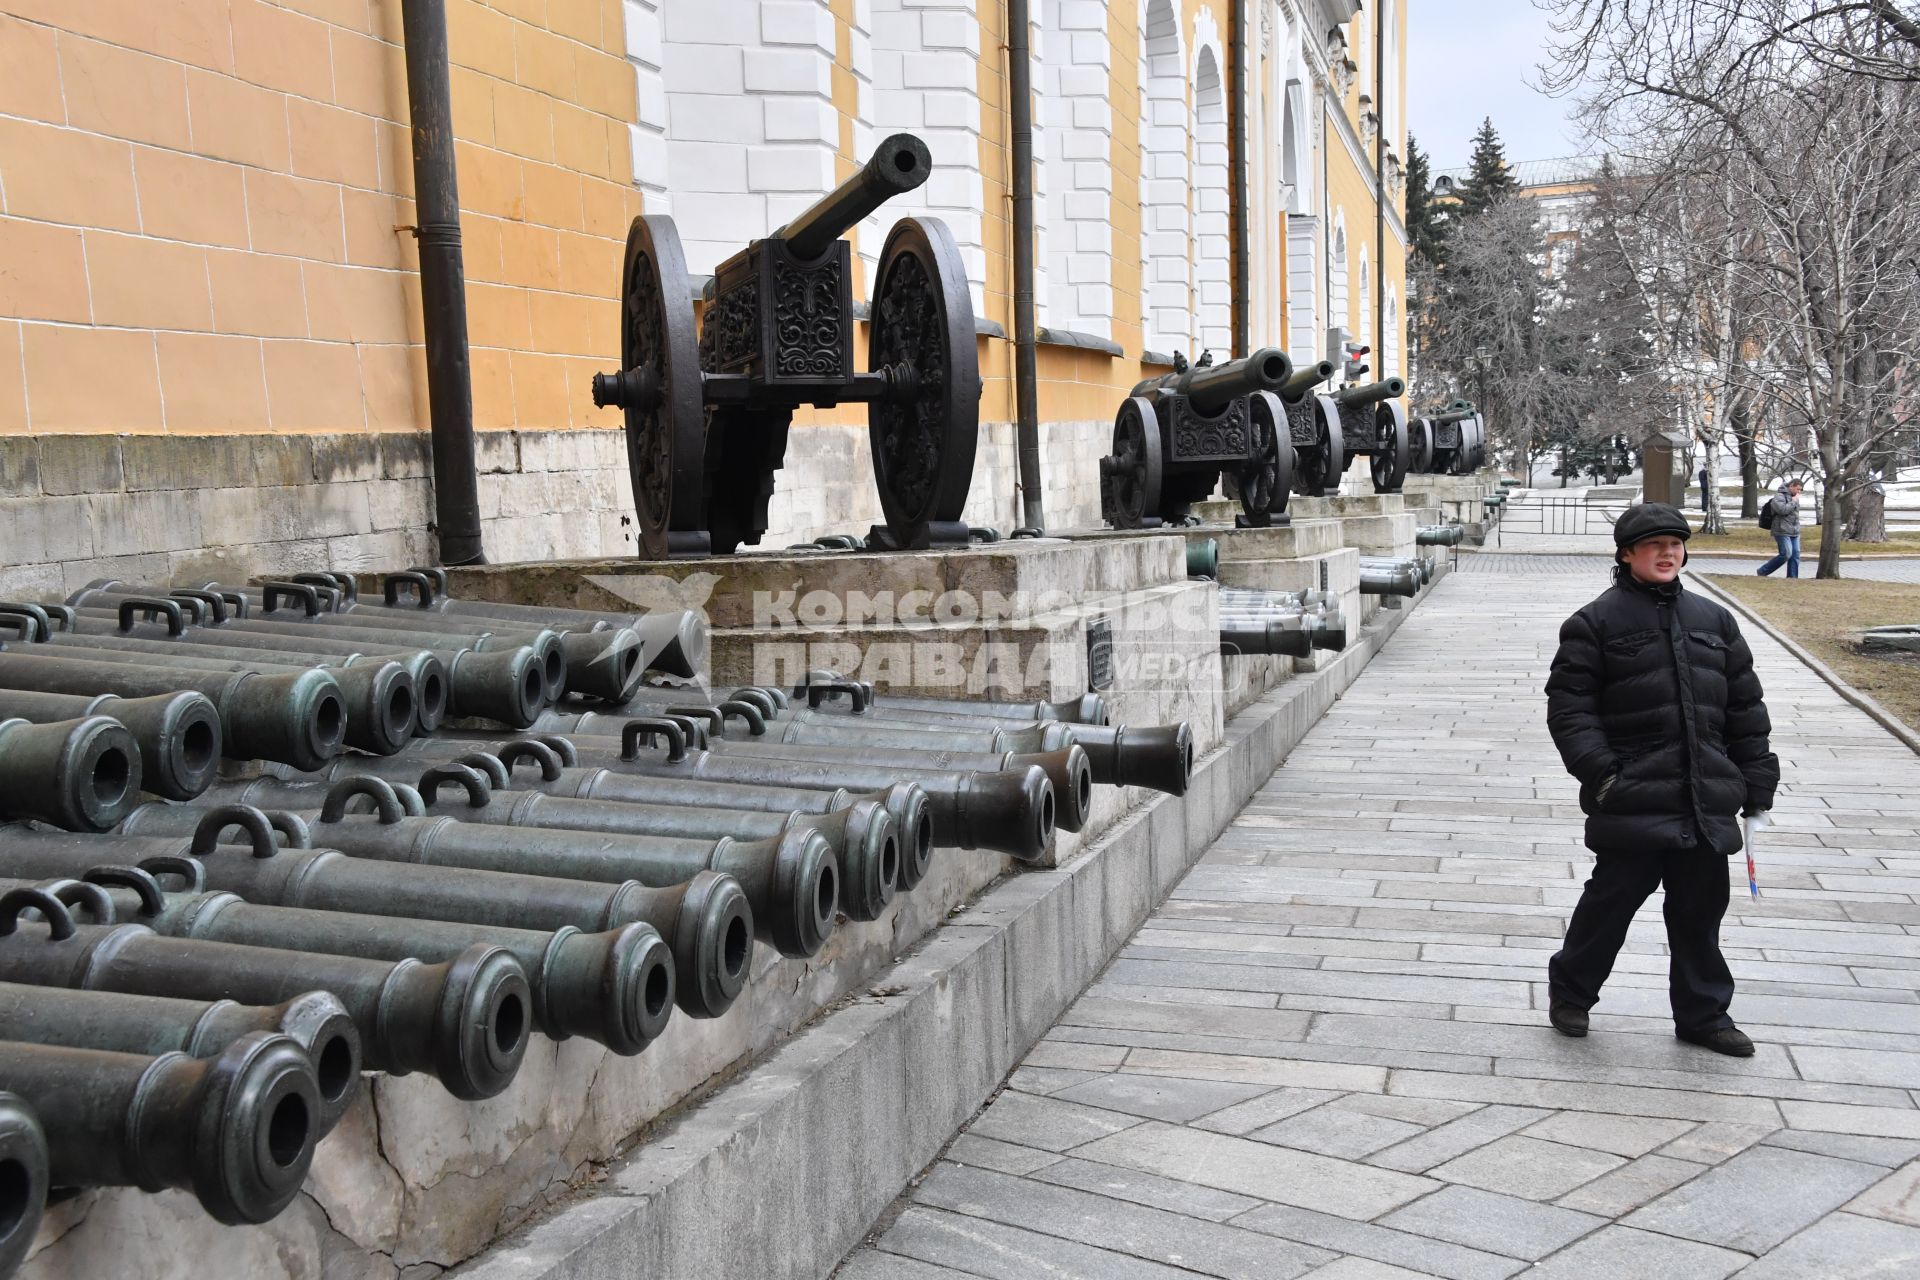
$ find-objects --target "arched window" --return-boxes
[1139,0,1190,355]
[1329,216,1349,349]
[1192,44,1231,357]
[1040,0,1115,337]
[1357,244,1371,352]
[1384,286,1400,379]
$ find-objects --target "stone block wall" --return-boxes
[0,420,1117,596]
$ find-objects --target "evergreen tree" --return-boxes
[1404,135,1448,265]
[1455,118,1519,217]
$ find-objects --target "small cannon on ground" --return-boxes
[1099,348,1296,528]
[592,134,982,557]
[1409,400,1488,476]
[1216,587,1348,657]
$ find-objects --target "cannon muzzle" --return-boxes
[0,979,360,1136]
[0,715,141,832]
[0,1027,319,1225]
[1359,561,1421,597]
[0,887,529,1100]
[1178,347,1293,416]
[1219,621,1313,658]
[772,133,933,262]
[1280,360,1337,402]
[1416,524,1465,546]
[1067,721,1194,796]
[0,1094,47,1276]
[1335,376,1406,406]
[0,689,220,802]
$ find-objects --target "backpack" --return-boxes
[1757,500,1776,530]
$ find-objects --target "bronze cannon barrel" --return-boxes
[772,132,932,263]
[1279,360,1337,402]
[1334,376,1406,406]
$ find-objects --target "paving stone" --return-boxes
[1521,1111,1696,1158]
[1553,1152,1708,1217]
[1332,1095,1482,1127]
[837,1250,979,1279]
[1195,1088,1349,1136]
[1031,1157,1265,1223]
[1623,1144,1886,1252]
[1845,1160,1920,1227]
[913,1163,1332,1280]
[943,1134,1064,1176]
[1654,1120,1778,1165]
[967,1090,1144,1153]
[1379,1185,1605,1260]
[1510,1225,1748,1280]
[1761,1129,1920,1167]
[1366,1105,1551,1174]
[1074,1121,1438,1220]
[1792,1046,1920,1089]
[1297,1260,1440,1280]
[1428,1135,1625,1200]
[876,1205,1212,1280]
[1250,1104,1426,1160]
[1780,1101,1920,1140]
[1059,996,1314,1044]
[1052,1074,1271,1124]
[1022,1040,1129,1072]
[1006,1066,1108,1096]
[1118,1047,1388,1093]
[1726,1211,1920,1279]
[1229,1202,1526,1280]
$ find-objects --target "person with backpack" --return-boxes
[1756,479,1803,578]
[1546,503,1779,1056]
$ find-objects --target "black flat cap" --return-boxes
[1613,502,1692,550]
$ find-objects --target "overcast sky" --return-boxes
[1407,1,1589,172]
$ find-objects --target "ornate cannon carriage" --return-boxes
[1408,400,1488,476]
[591,135,982,557]
[1098,348,1296,528]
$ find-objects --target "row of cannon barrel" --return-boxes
[0,572,1196,1268]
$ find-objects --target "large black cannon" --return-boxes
[1099,348,1295,528]
[1409,400,1488,475]
[591,134,982,557]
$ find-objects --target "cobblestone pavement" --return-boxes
[838,561,1920,1279]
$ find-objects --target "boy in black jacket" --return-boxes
[1544,503,1780,1056]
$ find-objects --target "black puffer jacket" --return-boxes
[1546,570,1779,855]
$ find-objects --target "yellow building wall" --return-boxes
[1322,3,1407,376]
[0,0,641,440]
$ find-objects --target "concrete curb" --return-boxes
[449,572,1435,1280]
[1687,570,1920,758]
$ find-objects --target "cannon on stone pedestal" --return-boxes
[1333,376,1411,493]
[1099,348,1296,528]
[591,134,983,557]
[1275,360,1344,497]
[1409,400,1488,476]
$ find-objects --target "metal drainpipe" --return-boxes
[401,0,485,566]
[1375,7,1386,377]
[1229,0,1249,357]
[1008,0,1045,531]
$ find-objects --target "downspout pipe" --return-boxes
[1230,0,1249,357]
[1008,0,1045,532]
[401,0,486,566]
[1374,7,1386,379]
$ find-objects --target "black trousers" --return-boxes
[1548,848,1736,1034]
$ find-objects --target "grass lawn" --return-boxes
[1704,574,1920,733]
[1684,522,1920,556]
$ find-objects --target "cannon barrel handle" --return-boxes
[492,739,564,782]
[190,805,282,858]
[621,717,687,764]
[771,133,932,263]
[81,866,167,919]
[138,855,208,893]
[1183,347,1293,416]
[0,887,76,940]
[117,596,188,636]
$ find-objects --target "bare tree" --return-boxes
[1542,3,1920,576]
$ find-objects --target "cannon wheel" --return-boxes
[1297,395,1346,496]
[1101,397,1163,527]
[1370,401,1410,493]
[1408,416,1436,474]
[1451,413,1483,475]
[615,215,706,559]
[869,216,981,548]
[1232,391,1293,519]
[1468,413,1489,470]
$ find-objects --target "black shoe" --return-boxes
[1549,1004,1589,1037]
[1677,1026,1755,1057]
